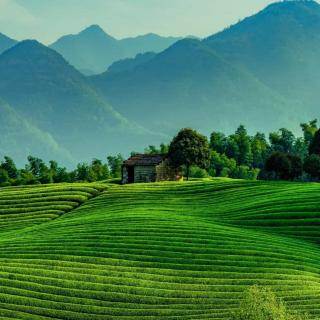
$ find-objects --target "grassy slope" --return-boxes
[0,180,319,319]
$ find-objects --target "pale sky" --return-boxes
[0,0,309,44]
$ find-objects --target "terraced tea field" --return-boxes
[0,179,320,319]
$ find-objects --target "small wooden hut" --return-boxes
[121,154,178,184]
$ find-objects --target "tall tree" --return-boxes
[168,128,210,180]
[1,156,18,179]
[301,119,318,146]
[210,132,227,154]
[269,128,295,154]
[233,125,253,166]
[309,129,320,155]
[107,154,124,178]
[251,132,269,169]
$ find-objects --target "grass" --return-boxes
[0,179,319,319]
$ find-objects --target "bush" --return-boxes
[188,166,209,178]
[231,286,309,320]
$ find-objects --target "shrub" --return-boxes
[231,286,309,320]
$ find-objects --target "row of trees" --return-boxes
[0,155,124,186]
[164,119,320,181]
[1,119,320,186]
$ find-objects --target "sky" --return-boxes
[0,0,307,44]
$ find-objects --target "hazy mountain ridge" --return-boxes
[0,40,163,166]
[91,0,320,136]
[50,25,182,74]
[0,33,17,55]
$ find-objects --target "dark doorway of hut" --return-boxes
[127,166,134,183]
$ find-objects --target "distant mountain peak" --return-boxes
[2,39,53,58]
[79,24,115,39]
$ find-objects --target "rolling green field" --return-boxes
[0,179,320,319]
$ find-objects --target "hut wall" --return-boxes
[122,166,129,184]
[134,165,157,183]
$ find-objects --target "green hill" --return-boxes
[0,179,320,319]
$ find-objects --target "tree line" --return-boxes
[164,119,320,181]
[1,119,320,186]
[0,155,124,187]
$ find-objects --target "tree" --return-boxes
[209,150,237,177]
[107,154,124,178]
[210,132,227,154]
[231,286,309,320]
[270,128,295,154]
[309,129,320,155]
[168,128,210,180]
[234,125,253,166]
[301,119,317,146]
[1,156,18,179]
[76,163,96,182]
[0,168,9,186]
[251,132,269,169]
[91,159,110,181]
[304,154,320,180]
[265,152,302,181]
[287,154,303,181]
[265,152,291,180]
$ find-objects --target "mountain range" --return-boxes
[92,0,320,136]
[0,40,162,166]
[50,25,182,75]
[0,0,320,166]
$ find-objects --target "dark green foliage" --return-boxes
[309,129,320,155]
[168,128,210,180]
[1,156,18,179]
[301,119,318,146]
[265,152,302,181]
[209,151,237,177]
[270,128,295,154]
[304,154,320,179]
[287,154,303,181]
[144,143,169,155]
[0,168,9,186]
[91,159,110,181]
[266,152,292,180]
[210,132,227,154]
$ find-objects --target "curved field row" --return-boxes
[0,183,106,233]
[0,180,319,319]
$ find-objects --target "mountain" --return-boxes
[0,98,74,166]
[91,1,320,136]
[204,0,320,115]
[0,40,161,166]
[50,25,181,74]
[107,52,157,73]
[0,33,17,54]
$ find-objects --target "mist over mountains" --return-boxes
[0,1,319,166]
[50,25,182,75]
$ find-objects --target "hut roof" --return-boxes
[123,154,166,166]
